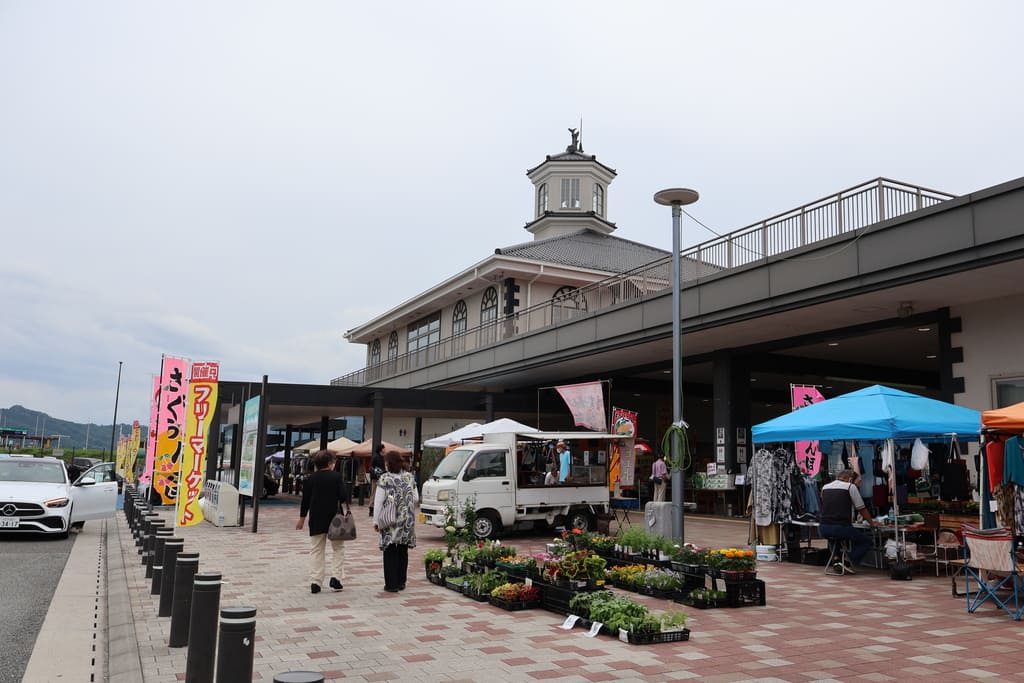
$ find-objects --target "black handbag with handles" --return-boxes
[327,504,357,541]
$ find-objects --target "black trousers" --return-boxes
[383,544,409,589]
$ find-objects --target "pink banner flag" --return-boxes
[791,385,826,476]
[554,381,607,432]
[140,376,160,484]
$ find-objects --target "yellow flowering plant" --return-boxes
[706,548,756,571]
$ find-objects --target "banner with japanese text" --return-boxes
[127,420,141,481]
[791,384,826,476]
[115,436,127,476]
[153,356,188,505]
[608,407,637,489]
[554,381,607,432]
[176,361,219,527]
[140,376,160,485]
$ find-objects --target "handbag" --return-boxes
[327,504,357,541]
[377,493,398,530]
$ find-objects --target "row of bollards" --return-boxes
[123,485,323,683]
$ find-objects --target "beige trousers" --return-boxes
[308,533,346,586]
[653,481,667,502]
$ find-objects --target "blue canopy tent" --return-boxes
[752,385,982,567]
[752,385,981,444]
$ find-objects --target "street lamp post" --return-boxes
[109,361,123,462]
[654,187,699,543]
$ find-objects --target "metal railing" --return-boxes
[331,177,955,386]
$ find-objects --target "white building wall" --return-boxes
[953,294,1024,413]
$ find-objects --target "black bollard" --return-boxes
[158,538,184,616]
[151,534,174,595]
[168,552,200,647]
[274,673,325,683]
[138,514,161,550]
[142,520,167,565]
[147,528,174,579]
[215,606,256,683]
[185,572,222,683]
[274,673,324,683]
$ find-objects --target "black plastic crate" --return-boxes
[724,579,766,607]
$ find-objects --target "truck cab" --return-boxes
[420,431,625,538]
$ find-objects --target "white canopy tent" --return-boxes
[423,423,484,449]
[423,418,538,448]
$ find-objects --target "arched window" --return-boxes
[369,338,381,366]
[537,183,549,215]
[479,287,499,345]
[452,299,468,353]
[592,183,604,216]
[561,178,581,208]
[387,331,399,361]
[552,285,588,322]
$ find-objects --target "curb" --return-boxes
[106,517,145,683]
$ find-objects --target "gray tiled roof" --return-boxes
[525,151,617,176]
[497,229,670,273]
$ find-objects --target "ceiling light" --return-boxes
[633,393,641,397]
[662,370,671,374]
[750,378,757,382]
[918,327,931,332]
[926,354,937,359]
[827,342,840,347]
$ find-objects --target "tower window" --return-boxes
[593,183,604,216]
[561,178,581,209]
[537,183,549,215]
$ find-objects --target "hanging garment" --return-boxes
[940,437,971,501]
[1004,437,1024,487]
[749,448,776,527]
[993,482,1016,529]
[771,447,799,525]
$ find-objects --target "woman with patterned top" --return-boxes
[372,450,419,592]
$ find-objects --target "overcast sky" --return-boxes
[2,1,1022,426]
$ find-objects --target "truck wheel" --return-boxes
[473,511,502,539]
[568,509,596,532]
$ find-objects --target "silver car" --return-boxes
[0,456,117,538]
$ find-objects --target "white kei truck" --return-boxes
[419,431,628,539]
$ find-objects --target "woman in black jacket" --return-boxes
[296,449,350,594]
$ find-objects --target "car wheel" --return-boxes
[473,511,502,540]
[568,509,596,532]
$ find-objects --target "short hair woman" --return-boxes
[372,450,419,592]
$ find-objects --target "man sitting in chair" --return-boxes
[819,469,880,573]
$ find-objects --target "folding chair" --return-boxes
[961,524,1024,620]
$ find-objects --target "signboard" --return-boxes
[238,394,261,497]
[153,356,188,505]
[609,407,637,489]
[176,361,219,527]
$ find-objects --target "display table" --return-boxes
[692,488,744,516]
[610,497,639,529]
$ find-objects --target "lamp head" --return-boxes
[654,188,699,206]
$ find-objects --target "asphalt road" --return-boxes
[0,532,71,683]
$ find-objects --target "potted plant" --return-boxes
[706,547,757,580]
[489,581,541,610]
[637,568,685,598]
[423,548,445,581]
[671,543,709,574]
[684,587,726,609]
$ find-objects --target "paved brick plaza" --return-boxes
[116,497,1023,682]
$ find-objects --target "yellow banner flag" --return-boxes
[176,362,219,527]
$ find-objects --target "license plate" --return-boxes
[418,513,425,524]
[0,518,19,528]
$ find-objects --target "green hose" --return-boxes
[660,422,692,472]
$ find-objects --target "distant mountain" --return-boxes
[0,404,148,452]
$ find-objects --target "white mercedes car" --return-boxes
[0,455,118,538]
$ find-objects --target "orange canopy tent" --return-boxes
[982,402,1024,432]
